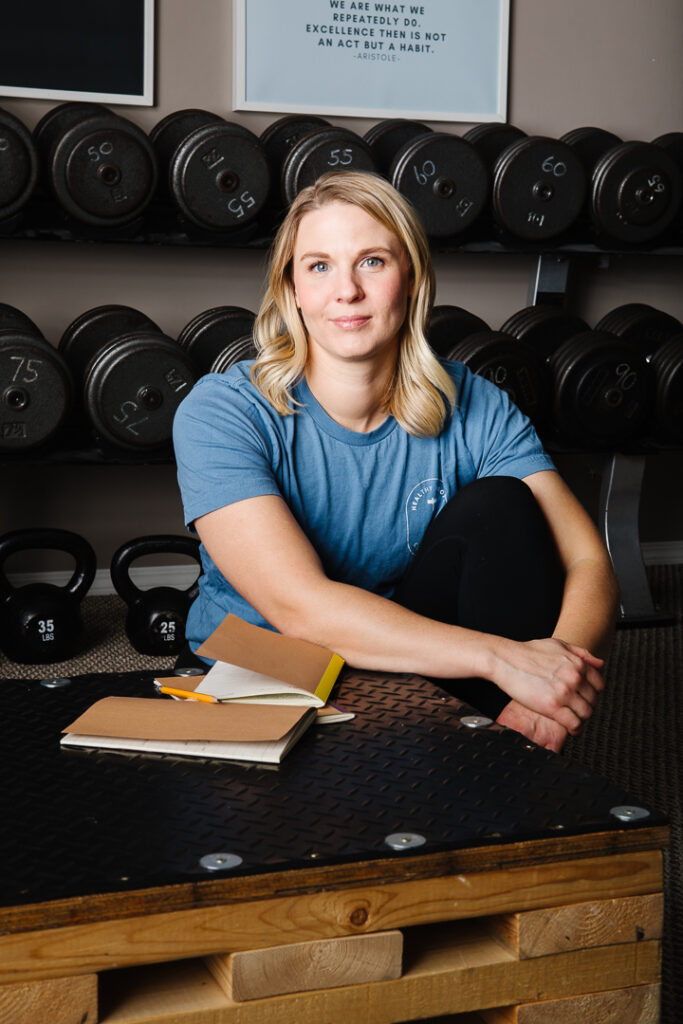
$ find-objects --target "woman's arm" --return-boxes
[195,485,608,735]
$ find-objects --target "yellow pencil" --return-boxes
[158,686,219,704]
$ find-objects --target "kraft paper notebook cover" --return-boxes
[60,696,317,764]
[194,614,345,707]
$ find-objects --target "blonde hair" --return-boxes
[250,171,455,436]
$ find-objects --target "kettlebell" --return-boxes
[0,528,96,663]
[110,535,202,656]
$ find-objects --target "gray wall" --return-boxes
[1,0,682,574]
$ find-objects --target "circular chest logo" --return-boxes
[405,478,447,554]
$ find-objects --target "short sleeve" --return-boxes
[172,373,283,527]
[455,366,556,480]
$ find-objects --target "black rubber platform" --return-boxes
[0,669,666,906]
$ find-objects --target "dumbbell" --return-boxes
[427,305,490,358]
[33,102,158,228]
[59,305,196,451]
[387,129,489,239]
[501,305,652,446]
[475,127,586,243]
[177,306,257,375]
[260,114,331,215]
[652,131,683,238]
[280,124,377,206]
[445,330,549,425]
[561,128,683,245]
[0,303,73,452]
[595,303,683,443]
[363,118,433,176]
[0,107,39,223]
[110,535,202,656]
[149,108,270,233]
[0,528,96,663]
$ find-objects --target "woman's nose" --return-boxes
[336,267,363,302]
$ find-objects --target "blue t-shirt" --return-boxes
[173,360,555,650]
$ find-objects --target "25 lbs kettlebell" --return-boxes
[0,529,96,663]
[110,535,202,656]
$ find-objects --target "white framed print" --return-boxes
[233,0,509,123]
[0,0,155,106]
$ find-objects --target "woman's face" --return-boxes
[290,201,411,368]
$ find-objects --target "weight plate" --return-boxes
[649,333,683,442]
[595,303,682,357]
[0,334,72,450]
[500,305,590,362]
[210,335,258,373]
[549,331,652,446]
[446,330,548,424]
[282,127,376,206]
[559,127,622,176]
[170,121,270,230]
[0,107,39,220]
[149,109,224,175]
[83,334,196,450]
[428,305,490,358]
[50,113,158,225]
[260,114,331,173]
[390,132,489,238]
[59,305,161,385]
[652,132,683,171]
[33,102,102,164]
[0,303,43,338]
[591,141,683,244]
[492,136,586,241]
[363,119,432,176]
[177,306,256,374]
[462,123,527,169]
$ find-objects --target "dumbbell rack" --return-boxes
[1,226,680,626]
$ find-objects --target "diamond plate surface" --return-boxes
[0,670,665,906]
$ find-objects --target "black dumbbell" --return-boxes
[427,305,490,358]
[547,331,652,448]
[281,125,376,206]
[0,528,96,663]
[0,107,39,224]
[177,306,257,375]
[110,535,202,656]
[149,108,270,233]
[595,303,683,443]
[388,130,489,239]
[500,305,590,362]
[0,303,73,452]
[33,102,158,228]
[260,114,331,216]
[363,118,433,177]
[445,329,549,425]
[568,133,683,246]
[59,305,196,451]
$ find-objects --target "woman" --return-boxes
[173,170,619,753]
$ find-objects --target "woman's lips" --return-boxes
[331,316,370,329]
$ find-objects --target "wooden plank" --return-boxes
[0,826,668,937]
[480,983,661,1023]
[0,849,663,984]
[98,926,661,1024]
[207,930,403,1001]
[490,893,663,958]
[0,973,97,1024]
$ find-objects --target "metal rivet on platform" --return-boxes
[174,667,206,677]
[610,805,650,823]
[40,677,71,688]
[460,715,493,728]
[384,832,426,851]
[199,852,243,871]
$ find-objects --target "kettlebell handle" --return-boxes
[0,528,96,602]
[110,534,202,605]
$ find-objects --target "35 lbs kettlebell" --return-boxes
[110,535,202,656]
[0,529,96,663]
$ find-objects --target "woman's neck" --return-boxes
[305,346,397,433]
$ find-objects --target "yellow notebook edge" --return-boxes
[314,652,346,703]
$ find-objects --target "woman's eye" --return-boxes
[362,256,384,268]
[310,261,328,273]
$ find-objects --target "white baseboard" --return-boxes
[6,543,683,596]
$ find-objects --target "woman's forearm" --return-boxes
[552,556,620,660]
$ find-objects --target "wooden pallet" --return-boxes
[0,828,666,1024]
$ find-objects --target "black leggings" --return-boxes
[176,477,565,717]
[392,476,565,717]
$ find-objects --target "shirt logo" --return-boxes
[405,478,448,553]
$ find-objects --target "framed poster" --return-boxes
[233,0,509,122]
[0,0,155,106]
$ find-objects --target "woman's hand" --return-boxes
[496,700,569,753]
[486,636,605,734]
